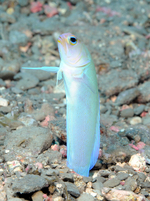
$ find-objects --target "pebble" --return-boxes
[31,191,43,201]
[12,174,48,194]
[0,12,16,23]
[142,115,150,126]
[115,88,140,105]
[100,104,107,113]
[14,72,39,90]
[134,105,145,115]
[9,30,28,46]
[0,98,9,106]
[120,108,134,118]
[0,79,6,87]
[65,182,80,198]
[103,177,120,188]
[138,81,150,103]
[53,197,64,201]
[18,0,29,7]
[129,117,142,125]
[98,69,138,96]
[102,187,146,201]
[4,126,53,161]
[116,172,129,181]
[124,176,137,191]
[77,193,95,201]
[129,153,146,172]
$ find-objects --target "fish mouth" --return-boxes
[57,36,62,43]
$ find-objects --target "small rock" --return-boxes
[92,181,103,190]
[140,189,149,197]
[129,117,142,125]
[60,173,74,182]
[0,12,16,23]
[4,126,53,161]
[12,174,48,194]
[142,115,150,126]
[102,188,146,201]
[98,69,138,97]
[124,177,137,191]
[100,104,107,113]
[0,98,9,106]
[129,153,146,172]
[115,88,140,105]
[32,191,43,201]
[103,177,120,188]
[18,0,29,7]
[53,197,64,201]
[0,106,12,113]
[134,105,145,115]
[120,108,134,117]
[65,182,80,198]
[116,172,128,181]
[138,81,150,103]
[9,30,28,46]
[77,193,95,201]
[14,72,39,90]
[0,79,6,87]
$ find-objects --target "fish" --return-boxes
[22,33,100,177]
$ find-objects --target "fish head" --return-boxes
[58,33,91,68]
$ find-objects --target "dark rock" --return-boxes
[14,72,39,90]
[0,12,16,23]
[140,189,149,197]
[137,172,146,183]
[134,105,145,115]
[118,126,150,144]
[92,180,103,190]
[12,174,48,194]
[0,60,21,80]
[115,88,140,105]
[31,18,61,35]
[103,177,120,188]
[37,149,62,165]
[42,168,59,176]
[99,170,110,177]
[9,30,28,46]
[109,60,122,68]
[142,115,150,126]
[82,177,92,183]
[137,81,150,103]
[98,69,138,97]
[0,106,12,113]
[77,193,95,201]
[141,181,150,188]
[11,87,24,94]
[65,182,80,198]
[100,104,107,113]
[0,79,6,87]
[18,0,29,7]
[4,126,53,161]
[120,108,134,118]
[124,176,137,191]
[60,173,74,182]
[116,172,128,180]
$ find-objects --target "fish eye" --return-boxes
[69,36,77,45]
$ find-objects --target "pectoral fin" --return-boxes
[22,66,59,73]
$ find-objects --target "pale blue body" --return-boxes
[22,33,100,177]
